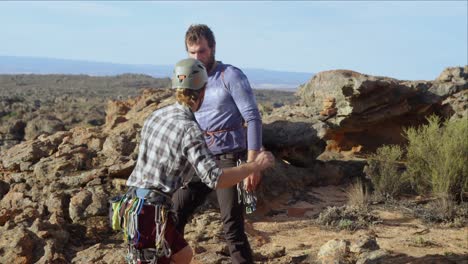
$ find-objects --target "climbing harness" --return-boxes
[204,125,244,147]
[109,187,173,264]
[236,159,258,214]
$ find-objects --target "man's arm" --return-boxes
[224,66,263,153]
[245,150,261,191]
[225,67,264,191]
[183,125,273,190]
[216,151,273,189]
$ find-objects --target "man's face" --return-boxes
[187,37,215,71]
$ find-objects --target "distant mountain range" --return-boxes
[0,56,313,90]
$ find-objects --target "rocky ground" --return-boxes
[63,184,468,263]
[0,66,467,263]
[185,185,468,264]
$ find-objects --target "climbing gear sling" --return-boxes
[109,187,174,264]
[236,159,257,214]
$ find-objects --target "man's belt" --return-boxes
[214,151,245,161]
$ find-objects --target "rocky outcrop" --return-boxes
[286,66,468,153]
[0,88,175,263]
[0,66,466,263]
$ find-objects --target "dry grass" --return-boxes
[346,179,369,209]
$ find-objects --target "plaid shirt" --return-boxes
[126,103,222,194]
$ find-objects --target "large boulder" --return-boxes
[294,66,468,153]
[263,120,326,167]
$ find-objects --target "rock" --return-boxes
[259,244,286,259]
[0,180,9,199]
[108,159,136,178]
[317,239,349,264]
[195,252,230,264]
[66,127,105,152]
[102,133,136,158]
[0,191,34,210]
[34,239,68,264]
[45,192,67,217]
[7,119,26,140]
[0,69,465,263]
[256,160,316,201]
[193,245,207,254]
[86,187,109,217]
[69,189,93,222]
[263,120,326,167]
[441,89,468,120]
[68,186,109,224]
[356,249,389,264]
[71,243,126,264]
[59,168,107,188]
[313,159,367,186]
[33,156,76,182]
[104,100,132,128]
[0,225,38,264]
[349,235,380,253]
[24,115,65,140]
[33,145,95,183]
[0,208,19,226]
[432,66,468,96]
[295,67,467,153]
[1,138,59,170]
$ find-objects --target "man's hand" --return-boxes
[244,172,262,192]
[252,151,274,171]
[242,150,273,192]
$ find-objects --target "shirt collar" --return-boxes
[208,61,223,76]
[174,102,195,119]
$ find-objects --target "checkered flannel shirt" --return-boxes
[126,103,222,194]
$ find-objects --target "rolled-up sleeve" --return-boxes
[182,125,222,189]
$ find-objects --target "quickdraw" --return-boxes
[236,160,258,214]
[109,188,172,264]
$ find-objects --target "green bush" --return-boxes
[364,144,406,198]
[404,115,468,199]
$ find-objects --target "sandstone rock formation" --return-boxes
[268,66,468,155]
[0,66,466,263]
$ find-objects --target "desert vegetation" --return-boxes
[358,115,468,227]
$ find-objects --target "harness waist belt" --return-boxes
[214,151,245,161]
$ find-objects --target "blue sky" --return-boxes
[0,1,466,80]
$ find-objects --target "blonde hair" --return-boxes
[175,88,202,107]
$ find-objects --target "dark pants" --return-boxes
[172,157,253,264]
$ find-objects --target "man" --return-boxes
[172,24,263,263]
[123,58,274,264]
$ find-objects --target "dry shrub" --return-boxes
[404,115,468,200]
[364,145,407,199]
[346,179,369,209]
[410,194,468,227]
[316,205,379,231]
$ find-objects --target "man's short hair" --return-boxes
[175,87,203,107]
[185,24,216,51]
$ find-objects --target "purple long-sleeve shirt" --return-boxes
[194,61,262,155]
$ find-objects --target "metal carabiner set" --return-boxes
[236,159,258,214]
